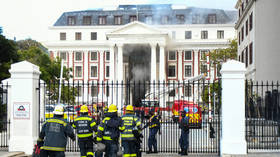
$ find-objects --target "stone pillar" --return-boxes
[220,60,247,156]
[8,61,41,155]
[150,43,157,82]
[117,44,123,111]
[109,46,115,106]
[159,44,166,81]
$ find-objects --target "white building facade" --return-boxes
[44,4,236,106]
[235,0,280,81]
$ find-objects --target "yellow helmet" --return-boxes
[108,104,118,113]
[53,105,64,115]
[80,105,88,113]
[126,105,134,112]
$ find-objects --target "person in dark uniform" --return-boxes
[72,105,97,157]
[144,109,160,154]
[38,105,75,157]
[96,104,125,157]
[179,110,189,156]
[121,105,142,157]
[95,106,109,157]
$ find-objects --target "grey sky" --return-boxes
[0,0,237,41]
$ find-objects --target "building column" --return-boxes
[159,44,166,81]
[116,44,124,111]
[109,46,115,82]
[220,60,247,155]
[8,61,41,155]
[150,43,157,82]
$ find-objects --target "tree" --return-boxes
[0,35,19,81]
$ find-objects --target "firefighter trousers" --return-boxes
[179,130,189,151]
[148,128,158,152]
[122,140,137,157]
[78,137,94,157]
[40,150,65,157]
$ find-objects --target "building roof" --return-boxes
[54,4,237,26]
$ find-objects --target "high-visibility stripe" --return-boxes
[77,133,93,138]
[119,126,125,131]
[74,117,92,121]
[131,153,136,157]
[81,156,87,157]
[123,154,130,157]
[41,146,65,151]
[37,138,43,141]
[87,152,94,156]
[122,117,133,120]
[98,126,104,131]
[149,124,158,128]
[103,136,112,140]
[90,122,96,127]
[96,137,102,141]
[136,121,141,126]
[102,117,111,123]
[121,134,134,138]
[72,124,76,128]
[47,119,67,126]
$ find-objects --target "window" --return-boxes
[249,12,253,31]
[106,85,110,97]
[239,9,241,18]
[208,14,216,24]
[249,42,253,65]
[75,32,81,40]
[83,16,91,25]
[239,55,240,62]
[161,16,169,24]
[217,64,222,77]
[145,15,152,24]
[105,51,110,61]
[90,66,98,78]
[106,65,110,78]
[168,51,176,60]
[184,50,192,60]
[168,65,176,77]
[200,50,207,60]
[192,14,200,24]
[241,26,244,41]
[176,15,185,24]
[77,87,83,97]
[60,32,66,40]
[114,16,122,25]
[91,86,98,97]
[75,66,82,77]
[90,51,98,61]
[91,32,97,40]
[245,20,248,36]
[200,64,207,75]
[169,90,175,97]
[241,51,244,63]
[172,31,176,39]
[185,31,192,39]
[75,52,82,61]
[184,65,192,77]
[60,52,67,61]
[217,30,224,39]
[201,31,208,39]
[184,85,192,97]
[67,16,76,25]
[99,16,106,25]
[245,46,248,67]
[129,15,137,22]
[238,32,241,45]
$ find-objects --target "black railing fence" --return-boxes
[38,80,221,154]
[0,83,9,150]
[245,80,280,150]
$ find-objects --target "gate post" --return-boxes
[220,60,247,156]
[8,61,41,155]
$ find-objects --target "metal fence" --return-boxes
[245,80,280,151]
[0,83,9,150]
[38,80,221,154]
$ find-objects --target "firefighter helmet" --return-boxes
[126,105,134,112]
[53,105,64,115]
[80,105,88,113]
[108,104,118,113]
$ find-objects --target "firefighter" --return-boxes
[121,105,142,157]
[38,105,75,157]
[96,104,125,157]
[144,109,161,154]
[179,110,189,156]
[72,105,97,157]
[95,106,108,157]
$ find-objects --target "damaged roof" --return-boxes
[54,4,237,26]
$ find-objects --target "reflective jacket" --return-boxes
[72,114,97,138]
[38,116,75,151]
[121,113,141,141]
[147,114,160,129]
[96,112,125,142]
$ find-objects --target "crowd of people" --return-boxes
[36,104,190,157]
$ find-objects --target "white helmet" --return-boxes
[53,105,64,115]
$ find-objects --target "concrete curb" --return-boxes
[0,151,24,157]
